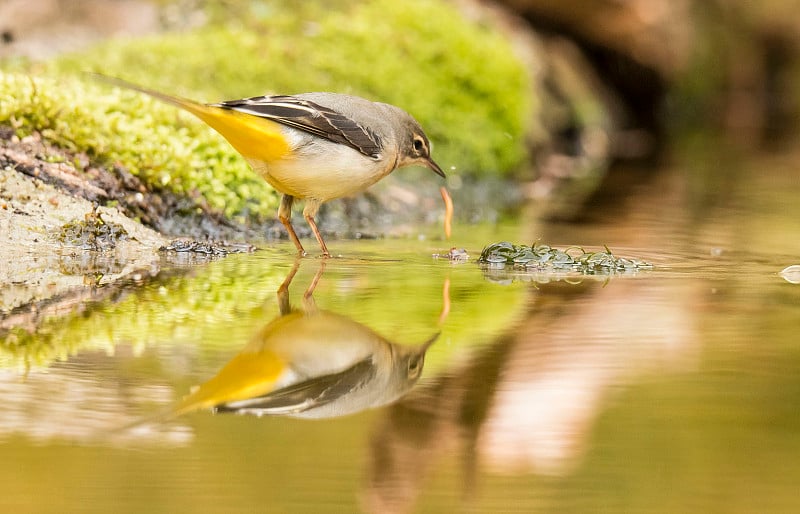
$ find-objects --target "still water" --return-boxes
[2,145,800,513]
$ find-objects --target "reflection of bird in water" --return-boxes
[171,260,437,419]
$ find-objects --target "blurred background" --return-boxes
[3,0,799,228]
[2,1,800,513]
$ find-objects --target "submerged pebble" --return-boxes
[432,247,470,262]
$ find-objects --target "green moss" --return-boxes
[55,0,531,175]
[0,71,278,221]
[1,0,531,225]
[479,241,653,277]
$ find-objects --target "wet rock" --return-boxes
[160,239,256,256]
[58,207,129,251]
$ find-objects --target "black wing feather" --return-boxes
[214,357,375,416]
[214,95,383,159]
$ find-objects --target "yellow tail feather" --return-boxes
[89,73,291,162]
[172,350,286,417]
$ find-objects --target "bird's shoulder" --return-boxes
[213,93,385,159]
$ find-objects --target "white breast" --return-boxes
[247,126,397,201]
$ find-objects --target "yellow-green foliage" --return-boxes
[0,245,527,373]
[2,0,531,222]
[0,256,289,370]
[55,0,531,174]
[0,72,277,220]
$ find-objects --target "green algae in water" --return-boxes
[479,241,653,276]
[160,239,256,256]
[58,207,128,251]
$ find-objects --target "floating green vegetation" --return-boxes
[479,241,653,277]
[59,207,129,250]
[160,239,256,256]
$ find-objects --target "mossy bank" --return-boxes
[1,0,533,233]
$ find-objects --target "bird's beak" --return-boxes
[424,157,446,178]
[420,332,440,352]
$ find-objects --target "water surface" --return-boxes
[1,146,800,513]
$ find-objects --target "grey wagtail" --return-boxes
[114,260,436,430]
[92,75,445,256]
[170,260,437,419]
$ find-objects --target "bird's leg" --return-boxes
[278,194,306,256]
[302,260,326,313]
[302,199,330,257]
[277,257,302,316]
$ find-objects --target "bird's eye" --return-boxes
[413,137,425,153]
[408,356,424,378]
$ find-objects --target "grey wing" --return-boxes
[213,357,375,416]
[213,95,383,159]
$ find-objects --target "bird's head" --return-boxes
[388,108,445,178]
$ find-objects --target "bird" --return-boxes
[120,260,437,423]
[172,306,437,420]
[91,74,445,256]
